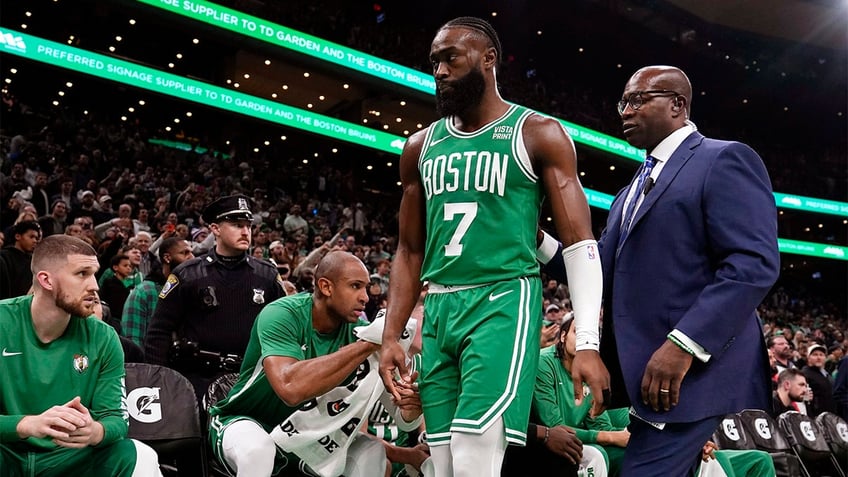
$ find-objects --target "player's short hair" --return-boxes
[441,16,502,65]
[32,235,96,273]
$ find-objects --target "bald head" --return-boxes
[315,251,368,285]
[632,65,692,115]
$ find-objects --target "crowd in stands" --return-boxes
[1,4,846,474]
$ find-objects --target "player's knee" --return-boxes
[237,434,276,465]
[131,439,163,477]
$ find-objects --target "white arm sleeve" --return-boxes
[562,239,603,351]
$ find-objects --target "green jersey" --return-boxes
[0,295,128,449]
[209,293,368,429]
[418,104,542,285]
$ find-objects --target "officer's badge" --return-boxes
[159,274,179,299]
[238,197,249,211]
[253,288,265,304]
[73,354,89,373]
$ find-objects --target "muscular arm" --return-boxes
[264,340,379,407]
[524,115,609,415]
[380,131,427,398]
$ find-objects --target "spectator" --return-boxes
[283,204,308,238]
[37,199,68,238]
[99,254,133,326]
[772,368,809,418]
[0,220,41,298]
[122,237,194,348]
[801,343,836,417]
[768,334,796,378]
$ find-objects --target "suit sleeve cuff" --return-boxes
[668,330,711,363]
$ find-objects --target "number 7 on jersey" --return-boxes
[443,202,478,257]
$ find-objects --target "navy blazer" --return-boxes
[597,131,780,423]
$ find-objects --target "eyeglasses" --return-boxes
[617,90,680,115]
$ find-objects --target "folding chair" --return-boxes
[712,413,755,451]
[737,408,804,477]
[125,363,207,477]
[779,410,844,477]
[202,372,240,477]
[815,412,848,476]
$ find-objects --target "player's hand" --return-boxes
[16,402,87,441]
[379,340,410,402]
[701,440,718,461]
[545,425,582,464]
[641,340,693,412]
[571,349,610,417]
[52,397,104,448]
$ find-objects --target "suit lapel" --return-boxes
[627,132,704,233]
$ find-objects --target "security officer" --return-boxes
[144,194,285,400]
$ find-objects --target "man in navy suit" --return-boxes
[597,65,780,475]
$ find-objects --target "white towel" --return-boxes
[270,318,418,477]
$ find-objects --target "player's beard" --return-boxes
[55,283,96,318]
[436,66,486,118]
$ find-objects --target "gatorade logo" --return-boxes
[800,421,816,441]
[754,418,772,439]
[722,419,740,441]
[127,387,162,423]
[0,31,26,52]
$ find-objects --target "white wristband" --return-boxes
[535,231,560,265]
[562,239,603,351]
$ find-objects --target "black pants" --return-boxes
[502,441,579,477]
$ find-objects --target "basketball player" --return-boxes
[380,17,608,477]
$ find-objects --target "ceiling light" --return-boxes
[234,82,240,88]
[4,79,11,84]
[282,85,288,90]
[491,11,497,16]
[537,31,542,35]
[10,69,17,74]
[226,79,232,84]
[165,126,171,131]
[396,117,402,122]
[139,100,145,105]
[65,81,72,87]
[319,95,325,100]
[307,103,313,108]
[58,91,65,96]
[115,36,122,42]
[416,123,423,128]
[303,159,309,164]
[83,110,88,115]
[343,84,349,89]
[403,130,409,135]
[226,140,231,145]
[280,136,287,140]
[21,24,27,29]
[265,59,271,65]
[332,148,338,153]
[367,165,373,170]
[578,47,584,53]
[363,119,368,123]
[25,11,32,16]
[264,141,270,145]
[303,72,310,77]
[173,118,180,123]
[52,100,59,106]
[192,38,199,44]
[609,165,615,170]
[186,112,192,117]
[128,107,134,112]
[271,93,277,98]
[383,125,389,130]
[254,148,259,152]
[243,73,250,79]
[109,46,116,52]
[580,171,585,177]
[129,19,136,25]
[314,153,319,157]
[121,116,127,121]
[387,162,393,167]
[168,63,174,68]
[400,101,406,106]
[176,53,182,59]
[396,181,401,186]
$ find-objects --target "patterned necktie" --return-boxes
[618,155,657,249]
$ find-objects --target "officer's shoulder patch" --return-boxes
[159,274,180,299]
